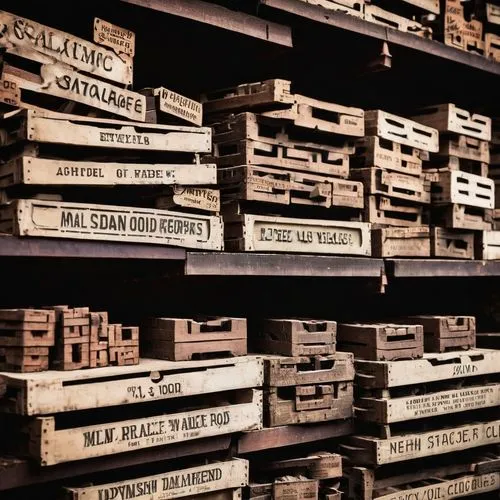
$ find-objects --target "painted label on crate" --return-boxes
[94,18,135,57]
[15,199,223,250]
[377,472,500,500]
[0,75,20,106]
[64,459,248,500]
[171,186,220,212]
[0,10,132,85]
[273,479,318,500]
[15,157,216,186]
[376,419,500,464]
[156,87,203,126]
[385,384,500,422]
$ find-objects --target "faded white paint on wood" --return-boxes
[94,18,135,57]
[0,156,216,187]
[355,349,500,388]
[64,458,249,500]
[9,199,224,250]
[0,356,264,415]
[155,87,203,126]
[0,10,133,85]
[172,187,220,212]
[477,230,500,260]
[32,390,262,465]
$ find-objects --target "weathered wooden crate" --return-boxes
[475,230,500,260]
[224,212,371,255]
[297,0,364,18]
[256,319,337,357]
[480,2,500,25]
[17,389,262,466]
[486,32,500,62]
[265,382,353,426]
[248,477,319,500]
[371,226,430,258]
[155,187,221,214]
[477,333,500,349]
[0,154,217,187]
[338,323,424,361]
[364,196,424,227]
[438,135,490,163]
[343,418,500,465]
[0,346,49,373]
[141,317,247,361]
[0,199,224,250]
[0,309,55,347]
[0,109,212,153]
[351,168,430,204]
[426,156,489,177]
[354,349,500,389]
[430,227,475,259]
[218,165,363,209]
[353,136,423,176]
[210,139,350,178]
[63,458,249,500]
[262,452,342,480]
[201,79,294,114]
[262,95,365,137]
[363,4,432,38]
[0,356,263,415]
[364,110,439,153]
[430,204,493,231]
[404,315,476,353]
[262,352,354,387]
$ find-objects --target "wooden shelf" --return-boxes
[385,259,500,278]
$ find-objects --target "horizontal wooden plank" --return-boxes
[94,18,135,57]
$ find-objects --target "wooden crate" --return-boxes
[0,109,211,153]
[263,452,342,480]
[428,171,494,209]
[425,156,489,177]
[141,317,247,361]
[248,477,319,500]
[404,315,476,353]
[363,4,432,38]
[210,139,350,178]
[0,308,55,347]
[263,352,354,387]
[0,346,49,373]
[0,199,224,250]
[476,332,500,349]
[297,0,364,18]
[20,389,262,466]
[338,323,424,361]
[265,382,353,426]
[0,154,217,187]
[480,2,500,25]
[364,195,424,227]
[224,212,371,255]
[218,165,363,209]
[486,32,500,62]
[353,136,423,176]
[438,135,490,163]
[364,110,439,153]
[351,168,430,204]
[430,226,475,259]
[430,204,493,231]
[0,356,263,415]
[155,187,221,214]
[476,230,500,260]
[372,226,430,258]
[354,349,500,389]
[63,458,249,500]
[412,103,492,141]
[343,418,500,465]
[256,319,337,356]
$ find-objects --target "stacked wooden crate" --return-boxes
[476,0,500,62]
[201,79,372,256]
[0,10,223,251]
[352,110,438,257]
[411,103,496,260]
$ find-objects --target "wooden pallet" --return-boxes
[209,139,350,178]
[486,32,500,62]
[261,452,342,480]
[430,203,493,231]
[363,4,432,38]
[438,135,490,163]
[425,156,489,177]
[0,309,55,347]
[412,103,492,141]
[265,382,353,426]
[476,332,500,349]
[141,317,247,361]
[0,199,224,250]
[364,110,439,153]
[297,0,364,17]
[475,230,500,260]
[351,168,430,204]
[353,136,423,176]
[364,196,424,227]
[354,349,500,389]
[337,323,424,361]
[372,226,430,258]
[262,352,354,387]
[430,226,475,259]
[256,319,337,357]
[155,187,221,214]
[224,212,371,255]
[248,477,319,500]
[0,346,49,373]
[64,458,249,500]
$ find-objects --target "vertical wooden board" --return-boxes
[33,390,263,465]
[476,230,500,260]
[0,10,133,85]
[155,87,203,126]
[94,18,135,57]
[64,458,249,500]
